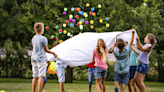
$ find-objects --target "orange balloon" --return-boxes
[92,12,96,16]
[77,7,81,11]
[90,25,94,29]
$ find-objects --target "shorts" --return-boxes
[136,63,150,75]
[114,72,129,85]
[88,67,95,85]
[129,66,137,79]
[31,59,47,78]
[55,63,65,82]
[95,67,107,79]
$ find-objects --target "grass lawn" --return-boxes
[0,78,164,92]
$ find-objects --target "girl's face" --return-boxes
[144,35,150,44]
[134,44,138,49]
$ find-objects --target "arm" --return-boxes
[136,37,151,51]
[44,46,57,58]
[129,29,135,46]
[109,43,116,53]
[92,52,95,63]
[31,40,33,48]
[124,41,127,46]
[131,46,140,55]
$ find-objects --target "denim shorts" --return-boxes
[88,67,95,85]
[114,72,129,85]
[129,66,137,79]
[136,63,150,75]
[95,67,107,79]
[55,63,65,82]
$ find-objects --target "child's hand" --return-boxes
[53,53,58,58]
[69,66,73,68]
[132,29,135,33]
[47,61,50,63]
[136,37,140,41]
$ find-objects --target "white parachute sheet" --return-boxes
[46,29,138,66]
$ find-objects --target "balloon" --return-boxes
[98,4,101,8]
[50,37,53,40]
[80,19,84,22]
[99,19,103,23]
[79,21,82,25]
[55,38,58,40]
[75,15,79,19]
[0,90,5,92]
[83,12,87,16]
[77,22,80,26]
[91,7,95,11]
[70,34,73,37]
[89,11,93,15]
[51,35,55,38]
[70,23,74,27]
[106,23,110,27]
[67,32,71,36]
[79,32,82,34]
[79,25,83,30]
[77,7,81,11]
[90,20,94,24]
[59,29,63,33]
[85,14,88,17]
[71,7,75,11]
[63,23,66,27]
[69,18,72,22]
[75,8,77,11]
[72,19,76,23]
[55,26,59,29]
[63,30,67,34]
[59,40,63,43]
[105,17,109,21]
[90,25,94,29]
[48,62,56,74]
[64,7,68,11]
[63,11,66,15]
[86,3,90,7]
[78,11,84,15]
[45,26,49,30]
[69,14,73,19]
[85,20,89,24]
[92,12,96,16]
[65,19,69,23]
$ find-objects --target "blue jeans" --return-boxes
[95,67,107,79]
[88,67,95,85]
[136,63,150,74]
[114,72,129,85]
[129,66,137,79]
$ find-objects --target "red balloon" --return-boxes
[89,11,93,15]
[50,37,53,40]
[65,19,69,23]
[45,26,49,30]
[59,29,63,32]
[55,38,58,40]
[75,15,79,19]
[77,22,80,26]
[75,8,77,11]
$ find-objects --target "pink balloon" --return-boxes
[72,19,76,23]
[69,18,72,22]
[63,12,66,15]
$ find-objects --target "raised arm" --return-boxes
[92,52,95,63]
[129,29,135,46]
[44,46,57,58]
[136,37,150,51]
[131,46,140,55]
[108,42,116,53]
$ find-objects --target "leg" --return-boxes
[131,79,137,92]
[95,79,101,92]
[114,81,119,92]
[32,77,38,92]
[38,76,44,92]
[88,68,94,92]
[133,71,139,88]
[128,79,132,92]
[137,73,146,92]
[101,77,106,92]
[89,85,92,92]
[120,84,126,92]
[60,82,65,92]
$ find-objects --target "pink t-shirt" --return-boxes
[93,50,108,70]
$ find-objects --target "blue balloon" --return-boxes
[71,7,75,11]
[91,7,95,11]
[70,23,74,27]
[78,11,84,15]
[80,19,84,22]
[105,17,109,21]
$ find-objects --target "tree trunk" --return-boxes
[65,66,73,83]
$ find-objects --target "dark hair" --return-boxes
[117,39,124,50]
[147,33,155,44]
[34,23,43,33]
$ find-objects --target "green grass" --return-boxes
[0,78,164,92]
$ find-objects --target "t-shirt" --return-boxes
[113,45,131,74]
[31,35,48,62]
[86,62,95,68]
[94,50,108,70]
[130,50,139,66]
[138,44,152,64]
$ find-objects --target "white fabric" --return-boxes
[46,29,138,66]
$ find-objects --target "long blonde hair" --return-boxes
[96,39,108,63]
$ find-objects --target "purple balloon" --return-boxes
[72,19,76,23]
[69,18,72,22]
[63,12,66,15]
[85,20,89,24]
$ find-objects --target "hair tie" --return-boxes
[154,39,157,43]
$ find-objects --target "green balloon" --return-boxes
[59,32,62,34]
[55,26,59,29]
[51,35,55,38]
[67,32,71,36]
[64,7,68,11]
[85,14,88,18]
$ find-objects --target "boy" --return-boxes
[31,22,57,92]
[109,30,135,92]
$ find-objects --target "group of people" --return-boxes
[31,22,156,92]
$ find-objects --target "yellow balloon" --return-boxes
[59,40,63,43]
[0,90,5,92]
[99,19,103,23]
[79,32,82,34]
[69,14,73,19]
[98,4,101,8]
[49,62,55,71]
[90,20,94,24]
[83,12,87,16]
[79,21,83,24]
[63,30,67,34]
[63,23,66,27]
[106,23,110,27]
[86,3,90,7]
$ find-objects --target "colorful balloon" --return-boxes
[98,4,101,8]
[79,21,83,25]
[55,38,58,40]
[63,30,67,34]
[91,7,95,11]
[75,15,79,19]
[70,34,73,37]
[67,32,71,36]
[106,23,110,27]
[50,37,53,40]
[63,11,66,15]
[79,25,83,30]
[59,29,63,33]
[77,22,80,26]
[45,26,49,30]
[77,7,81,11]
[70,23,74,27]
[55,26,59,29]
[85,20,89,24]
[92,12,96,16]
[71,7,75,11]
[72,19,76,23]
[65,19,69,23]
[86,3,90,7]
[59,40,63,43]
[80,19,84,22]
[75,8,77,11]
[90,20,94,24]
[85,14,88,17]
[69,18,72,22]
[63,23,66,27]
[99,19,103,23]
[69,14,73,19]
[105,17,109,21]
[89,11,93,15]
[64,7,68,11]
[51,35,55,38]
[90,25,94,29]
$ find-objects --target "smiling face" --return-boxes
[144,35,150,44]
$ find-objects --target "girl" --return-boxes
[133,33,156,92]
[93,39,108,92]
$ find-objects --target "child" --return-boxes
[55,59,68,92]
[133,33,156,92]
[31,22,57,92]
[128,44,140,92]
[93,39,108,92]
[110,30,135,92]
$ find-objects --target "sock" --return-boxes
[115,87,118,92]
[100,86,102,90]
[89,90,91,92]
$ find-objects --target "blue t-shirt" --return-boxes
[130,50,139,66]
[113,45,131,74]
[31,35,48,62]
